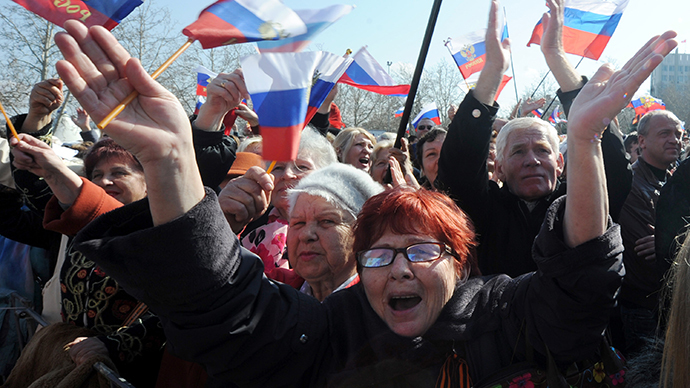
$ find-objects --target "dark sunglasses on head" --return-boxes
[357,242,456,268]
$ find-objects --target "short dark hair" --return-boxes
[416,128,447,167]
[83,138,142,181]
[624,132,639,154]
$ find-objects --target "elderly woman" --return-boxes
[286,163,382,300]
[370,140,418,188]
[332,127,376,172]
[56,11,674,388]
[219,127,337,285]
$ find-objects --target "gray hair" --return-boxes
[298,126,338,169]
[637,110,682,137]
[288,163,383,220]
[495,117,560,163]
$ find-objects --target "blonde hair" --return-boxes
[661,231,690,388]
[332,127,376,163]
[495,117,560,163]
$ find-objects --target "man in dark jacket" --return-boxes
[435,0,631,277]
[618,109,684,353]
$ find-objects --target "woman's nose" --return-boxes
[388,253,414,281]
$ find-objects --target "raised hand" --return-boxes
[71,107,92,132]
[24,78,64,132]
[218,166,274,234]
[234,104,259,127]
[54,20,204,225]
[568,32,677,141]
[11,134,84,206]
[474,0,511,105]
[195,69,249,131]
[520,98,547,117]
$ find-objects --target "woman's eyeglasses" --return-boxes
[357,242,455,268]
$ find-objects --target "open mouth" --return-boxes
[359,157,370,165]
[389,295,422,311]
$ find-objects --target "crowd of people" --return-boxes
[0,0,689,387]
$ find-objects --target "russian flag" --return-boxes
[457,73,512,101]
[338,47,411,97]
[531,108,544,118]
[412,102,442,129]
[527,0,629,60]
[241,51,352,161]
[12,0,142,30]
[549,106,567,124]
[445,24,509,79]
[194,66,217,98]
[194,96,206,115]
[394,107,404,118]
[256,4,354,53]
[627,96,665,116]
[183,0,307,49]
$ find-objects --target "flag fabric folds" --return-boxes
[241,51,352,161]
[394,107,404,118]
[12,0,142,30]
[411,102,441,129]
[627,96,665,124]
[445,24,509,79]
[339,47,411,97]
[457,74,512,100]
[527,0,629,60]
[256,4,353,53]
[548,106,567,124]
[531,108,544,118]
[183,0,307,49]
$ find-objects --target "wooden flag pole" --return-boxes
[266,160,277,174]
[0,99,20,142]
[98,38,195,130]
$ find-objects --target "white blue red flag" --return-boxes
[194,96,206,115]
[394,107,404,118]
[12,0,142,30]
[527,0,629,60]
[194,66,217,98]
[445,24,509,79]
[183,0,307,49]
[241,51,352,161]
[549,106,567,124]
[531,108,544,118]
[256,4,353,53]
[412,102,441,129]
[338,47,411,97]
[457,73,512,100]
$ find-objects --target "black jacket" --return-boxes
[74,190,623,387]
[436,85,631,277]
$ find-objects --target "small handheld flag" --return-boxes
[338,47,411,97]
[445,24,508,79]
[12,0,142,30]
[394,107,404,118]
[241,51,352,161]
[411,102,441,129]
[256,4,353,53]
[628,96,665,124]
[527,0,629,60]
[183,0,307,49]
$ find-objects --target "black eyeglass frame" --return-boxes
[357,242,457,268]
[417,125,434,130]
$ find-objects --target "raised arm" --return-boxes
[540,0,585,93]
[193,69,248,132]
[564,32,677,247]
[54,20,204,226]
[474,0,510,105]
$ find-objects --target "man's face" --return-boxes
[416,119,435,137]
[495,125,563,201]
[639,116,683,170]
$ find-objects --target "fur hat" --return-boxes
[288,163,383,219]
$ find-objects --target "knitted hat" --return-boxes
[288,163,384,218]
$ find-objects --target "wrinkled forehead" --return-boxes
[419,118,435,126]
[507,125,556,150]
